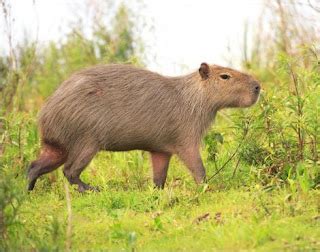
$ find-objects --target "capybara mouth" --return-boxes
[252,93,260,104]
[239,92,260,108]
[248,82,261,106]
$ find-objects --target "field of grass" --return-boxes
[1,112,319,251]
[1,1,319,250]
[22,174,320,251]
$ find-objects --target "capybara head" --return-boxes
[198,63,260,109]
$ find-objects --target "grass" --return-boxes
[1,1,319,249]
[4,151,320,250]
[20,169,320,251]
[1,113,320,251]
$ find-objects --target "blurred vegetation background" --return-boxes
[0,0,319,250]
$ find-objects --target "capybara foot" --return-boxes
[153,183,165,190]
[28,178,37,191]
[77,183,100,193]
[27,165,38,191]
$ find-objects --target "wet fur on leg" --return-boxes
[28,142,67,190]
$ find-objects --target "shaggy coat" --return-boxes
[28,63,260,191]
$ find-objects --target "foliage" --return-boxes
[0,2,143,250]
[0,3,142,113]
[0,122,320,250]
[204,1,320,190]
[0,0,319,250]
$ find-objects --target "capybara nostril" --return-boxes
[254,83,260,94]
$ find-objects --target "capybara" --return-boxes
[28,63,260,192]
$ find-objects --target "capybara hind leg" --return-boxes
[150,152,171,189]
[63,146,98,192]
[177,147,206,184]
[28,144,66,190]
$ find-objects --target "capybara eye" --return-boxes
[220,74,231,80]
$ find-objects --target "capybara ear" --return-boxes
[199,63,210,80]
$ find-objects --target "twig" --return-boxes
[232,156,242,178]
[0,0,17,70]
[64,181,72,251]
[207,116,251,182]
[206,140,243,182]
[18,122,22,160]
[288,63,304,161]
[308,0,320,12]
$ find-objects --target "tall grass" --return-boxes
[0,1,143,249]
[204,0,320,190]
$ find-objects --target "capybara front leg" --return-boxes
[150,152,171,188]
[177,147,206,184]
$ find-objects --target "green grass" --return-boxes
[5,152,320,251]
[1,113,320,251]
[1,2,319,249]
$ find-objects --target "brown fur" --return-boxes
[28,63,260,191]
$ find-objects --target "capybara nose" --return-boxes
[253,82,260,94]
